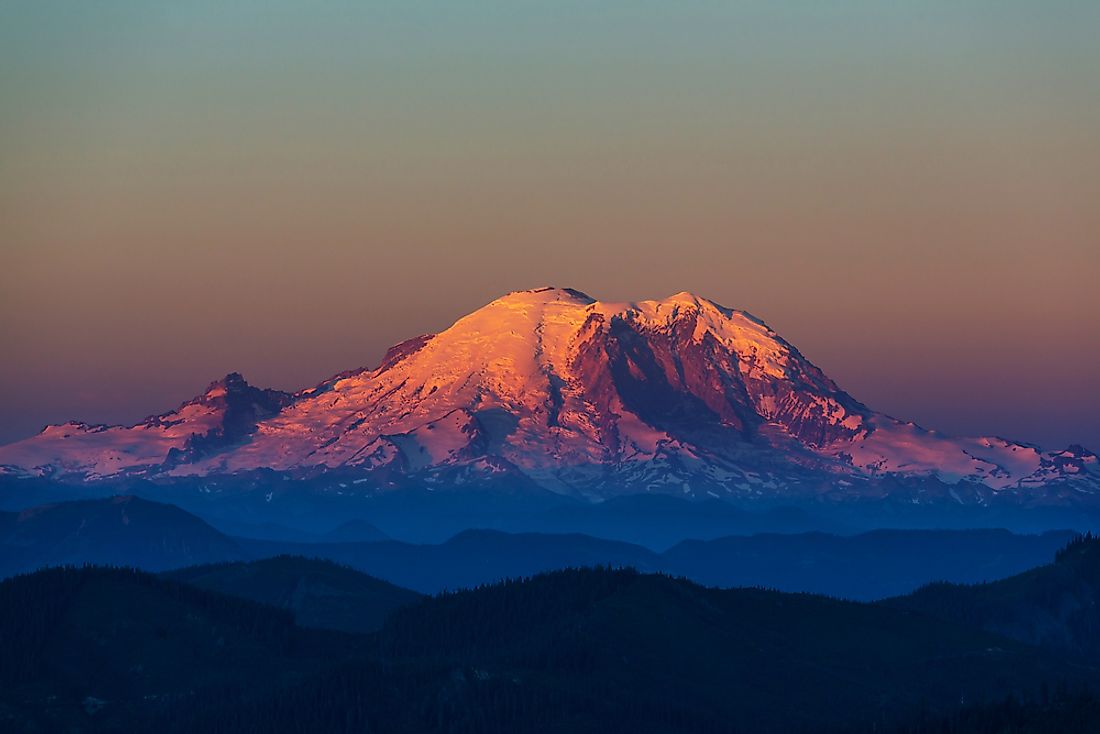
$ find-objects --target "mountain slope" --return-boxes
[1,288,1095,503]
[164,556,421,633]
[661,528,1076,601]
[236,530,662,594]
[0,373,289,480]
[236,527,1074,599]
[0,495,247,577]
[885,533,1100,660]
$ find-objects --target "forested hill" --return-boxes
[162,555,422,633]
[3,564,1097,733]
[0,566,351,732]
[885,532,1100,661]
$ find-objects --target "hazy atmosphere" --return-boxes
[2,0,1098,449]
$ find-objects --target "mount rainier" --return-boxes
[2,287,1096,506]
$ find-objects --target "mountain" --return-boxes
[661,528,1076,601]
[237,527,1074,599]
[0,372,290,481]
[1,288,1095,508]
[885,533,1100,661]
[192,516,390,544]
[238,530,663,594]
[515,493,853,549]
[3,565,1094,733]
[0,495,247,577]
[321,518,390,543]
[0,496,1078,601]
[163,556,421,633]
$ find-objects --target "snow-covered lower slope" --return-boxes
[1,288,1096,502]
[0,373,290,480]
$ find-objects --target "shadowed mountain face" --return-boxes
[163,556,422,634]
[3,565,1093,734]
[1,288,1095,509]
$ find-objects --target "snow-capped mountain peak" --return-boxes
[1,289,1095,503]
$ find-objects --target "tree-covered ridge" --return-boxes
[3,559,1100,733]
[0,565,350,732]
[886,532,1100,660]
[162,555,422,633]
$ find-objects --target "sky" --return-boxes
[1,1,1098,450]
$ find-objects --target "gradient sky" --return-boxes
[1,1,1098,450]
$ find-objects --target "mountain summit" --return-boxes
[1,288,1096,502]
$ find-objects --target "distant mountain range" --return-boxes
[0,496,1077,600]
[2,288,1096,514]
[0,495,247,578]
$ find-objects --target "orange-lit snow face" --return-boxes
[3,288,1096,499]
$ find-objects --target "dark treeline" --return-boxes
[165,659,742,734]
[6,538,1100,733]
[0,565,299,687]
[162,568,742,734]
[885,530,1100,660]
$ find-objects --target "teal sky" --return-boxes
[1,1,1098,448]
